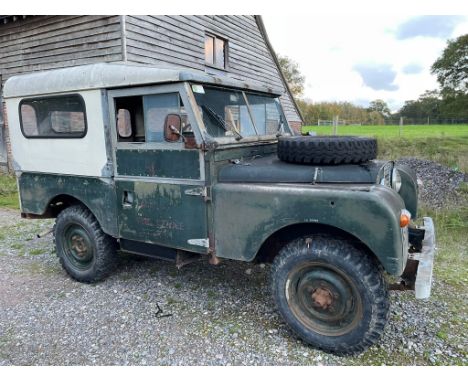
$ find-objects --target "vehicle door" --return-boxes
[108,84,209,254]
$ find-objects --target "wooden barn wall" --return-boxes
[0,15,123,88]
[124,15,301,123]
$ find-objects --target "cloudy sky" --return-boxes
[263,15,468,111]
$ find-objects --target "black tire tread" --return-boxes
[271,235,389,355]
[277,136,377,165]
[54,204,118,283]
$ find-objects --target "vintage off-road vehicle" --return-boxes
[4,63,436,355]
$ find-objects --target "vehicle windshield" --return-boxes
[191,84,288,140]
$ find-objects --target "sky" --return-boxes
[263,14,468,112]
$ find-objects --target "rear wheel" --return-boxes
[54,205,118,283]
[271,235,389,355]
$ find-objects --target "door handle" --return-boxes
[122,191,134,208]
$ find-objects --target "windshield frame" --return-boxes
[187,82,293,145]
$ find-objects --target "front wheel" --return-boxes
[271,235,389,355]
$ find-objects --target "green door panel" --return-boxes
[116,148,200,179]
[212,183,406,275]
[116,180,208,253]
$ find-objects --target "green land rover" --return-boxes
[4,63,436,355]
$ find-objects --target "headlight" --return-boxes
[392,168,402,192]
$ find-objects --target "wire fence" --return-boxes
[303,117,468,138]
[315,117,468,126]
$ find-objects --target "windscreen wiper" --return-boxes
[202,105,243,140]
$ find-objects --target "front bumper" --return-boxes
[411,217,436,299]
[392,217,436,299]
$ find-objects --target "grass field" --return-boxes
[301,124,468,173]
[301,124,468,138]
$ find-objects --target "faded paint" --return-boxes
[213,182,406,275]
[18,173,118,236]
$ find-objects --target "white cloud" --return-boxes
[263,14,468,111]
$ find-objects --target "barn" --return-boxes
[0,15,303,172]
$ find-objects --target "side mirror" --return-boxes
[164,114,182,142]
[117,109,132,138]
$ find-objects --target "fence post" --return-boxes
[399,116,403,137]
[332,115,338,135]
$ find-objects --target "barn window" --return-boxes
[205,34,227,69]
[19,95,87,138]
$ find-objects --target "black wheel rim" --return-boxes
[286,262,363,336]
[61,223,95,270]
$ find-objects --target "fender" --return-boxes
[212,183,407,275]
[17,172,118,237]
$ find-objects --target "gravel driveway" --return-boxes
[0,206,466,366]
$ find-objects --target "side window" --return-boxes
[115,96,144,142]
[19,95,86,138]
[143,93,189,143]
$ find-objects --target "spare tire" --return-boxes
[277,136,377,165]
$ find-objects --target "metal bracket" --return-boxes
[187,238,210,248]
[185,187,211,202]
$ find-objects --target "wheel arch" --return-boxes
[22,193,117,237]
[254,222,380,267]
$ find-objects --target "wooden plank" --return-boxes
[0,46,123,72]
[1,54,123,80]
[0,40,122,68]
[126,46,205,70]
[0,30,122,62]
[125,29,203,60]
[125,36,205,65]
[0,16,120,48]
[125,16,204,48]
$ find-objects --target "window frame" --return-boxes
[204,33,229,70]
[18,94,88,139]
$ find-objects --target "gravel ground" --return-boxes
[396,157,466,208]
[0,158,466,365]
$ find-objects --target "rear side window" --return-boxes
[19,95,87,138]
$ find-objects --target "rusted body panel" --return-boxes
[212,183,407,275]
[116,180,208,253]
[17,172,118,237]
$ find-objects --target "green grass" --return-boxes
[300,124,468,173]
[0,175,19,210]
[301,124,468,138]
[378,136,468,173]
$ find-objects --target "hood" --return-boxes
[218,155,387,184]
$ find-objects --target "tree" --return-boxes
[368,99,391,119]
[431,34,468,94]
[277,54,305,98]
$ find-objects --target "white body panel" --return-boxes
[6,90,108,177]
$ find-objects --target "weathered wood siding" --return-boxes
[124,15,301,123]
[0,15,123,87]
